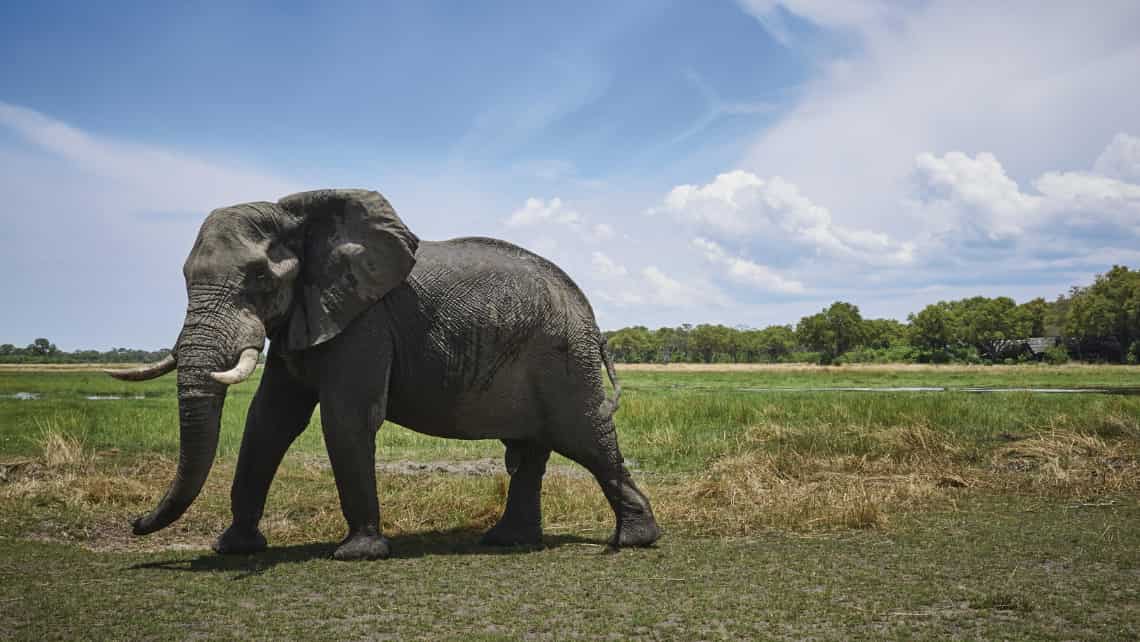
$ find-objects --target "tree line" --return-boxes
[0,339,170,364]
[605,265,1140,365]
[7,266,1140,365]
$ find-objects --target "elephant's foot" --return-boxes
[610,515,662,549]
[480,522,543,548]
[334,532,391,561]
[212,525,267,555]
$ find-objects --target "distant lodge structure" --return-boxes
[1023,337,1062,356]
[992,336,1062,360]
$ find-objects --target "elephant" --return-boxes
[107,189,660,560]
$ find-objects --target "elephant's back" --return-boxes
[410,237,598,326]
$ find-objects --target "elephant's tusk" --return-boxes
[210,348,261,385]
[104,354,177,381]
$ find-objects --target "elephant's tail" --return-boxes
[599,339,622,418]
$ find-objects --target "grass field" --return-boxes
[2,364,1138,639]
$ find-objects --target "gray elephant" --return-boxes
[108,189,660,560]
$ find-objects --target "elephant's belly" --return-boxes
[387,380,542,441]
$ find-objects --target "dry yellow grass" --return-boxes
[4,420,1137,552]
[991,429,1140,496]
[38,429,94,469]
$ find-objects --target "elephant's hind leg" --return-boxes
[482,440,551,547]
[552,417,661,549]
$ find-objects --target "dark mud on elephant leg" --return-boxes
[482,440,551,547]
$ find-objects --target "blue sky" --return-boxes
[3,1,1140,350]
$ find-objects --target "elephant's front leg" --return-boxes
[214,357,318,555]
[320,394,391,561]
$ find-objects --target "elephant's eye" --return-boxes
[247,267,272,289]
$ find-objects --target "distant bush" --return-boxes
[786,351,823,364]
[836,345,920,364]
[1043,345,1070,365]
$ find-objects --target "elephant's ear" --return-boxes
[278,189,419,350]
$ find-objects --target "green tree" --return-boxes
[737,329,761,362]
[1045,293,1072,336]
[690,324,735,363]
[953,296,1028,360]
[1017,297,1049,337]
[908,302,957,353]
[606,326,657,362]
[653,326,689,363]
[1064,266,1140,362]
[759,325,797,361]
[796,302,865,364]
[27,338,58,357]
[862,318,907,349]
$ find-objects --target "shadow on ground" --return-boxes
[128,529,606,579]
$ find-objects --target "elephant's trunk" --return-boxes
[131,392,224,535]
[131,302,265,536]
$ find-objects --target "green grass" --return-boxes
[1,364,1139,639]
[1,497,1136,640]
[620,363,1140,390]
[4,367,1140,472]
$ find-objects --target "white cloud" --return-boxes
[505,197,581,227]
[591,251,628,278]
[1035,170,1140,206]
[911,136,1140,260]
[592,264,727,310]
[692,238,804,293]
[738,2,1140,246]
[1093,133,1140,183]
[654,169,914,267]
[595,289,646,307]
[641,266,725,307]
[913,151,1042,240]
[591,222,615,241]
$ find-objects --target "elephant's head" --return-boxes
[106,189,418,535]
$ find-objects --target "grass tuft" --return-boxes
[34,411,94,470]
[659,452,936,534]
[992,428,1140,496]
[872,421,962,460]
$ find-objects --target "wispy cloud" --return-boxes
[738,1,1140,245]
[0,102,299,212]
[0,102,302,349]
[737,0,890,45]
[668,69,775,147]
[692,237,804,293]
